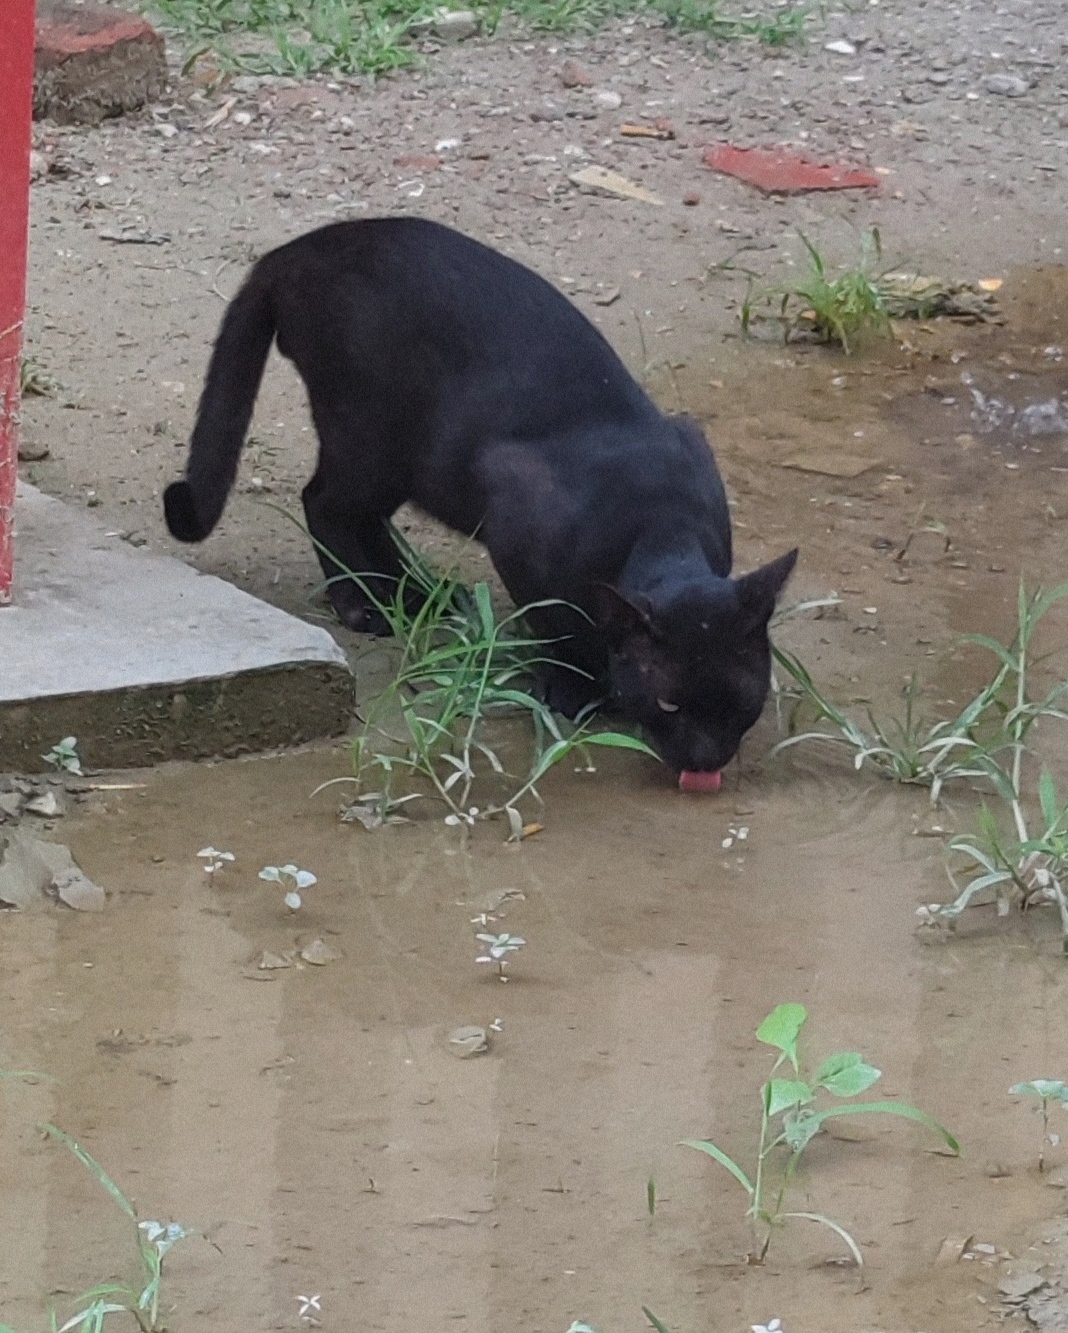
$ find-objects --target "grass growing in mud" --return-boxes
[776,581,1068,946]
[742,228,892,355]
[141,0,810,78]
[680,1003,957,1268]
[0,1118,187,1333]
[304,523,655,836]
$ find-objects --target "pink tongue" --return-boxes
[678,770,722,794]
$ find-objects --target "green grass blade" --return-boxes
[40,1123,137,1219]
[678,1139,755,1195]
[800,1102,959,1154]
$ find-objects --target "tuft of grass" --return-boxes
[680,1003,957,1268]
[32,1123,188,1333]
[300,520,656,837]
[775,581,1068,948]
[142,0,809,78]
[742,227,892,355]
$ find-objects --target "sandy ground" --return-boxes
[6,2,1068,1330]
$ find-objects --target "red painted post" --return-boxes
[0,0,36,603]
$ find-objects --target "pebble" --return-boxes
[559,58,594,88]
[593,89,623,111]
[448,1025,490,1057]
[984,73,1029,97]
[825,39,857,55]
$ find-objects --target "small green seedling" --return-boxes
[259,863,317,911]
[475,931,525,980]
[1010,1080,1068,1172]
[197,847,234,875]
[42,736,82,776]
[39,1122,187,1332]
[681,1003,958,1267]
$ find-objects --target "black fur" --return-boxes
[164,218,797,774]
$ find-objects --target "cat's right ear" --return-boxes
[594,585,657,645]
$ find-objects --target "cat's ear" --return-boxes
[734,549,799,632]
[594,585,657,646]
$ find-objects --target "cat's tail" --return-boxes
[164,271,276,542]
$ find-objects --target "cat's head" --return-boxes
[598,549,798,781]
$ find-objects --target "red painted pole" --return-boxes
[0,0,36,603]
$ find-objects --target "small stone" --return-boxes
[410,8,479,41]
[300,938,340,966]
[0,793,22,819]
[29,150,49,182]
[592,89,622,111]
[985,1161,1012,1178]
[25,791,63,818]
[983,73,1029,97]
[998,1272,1047,1300]
[825,39,857,54]
[682,190,700,206]
[257,950,293,970]
[559,58,594,88]
[18,440,50,461]
[449,1025,490,1057]
[935,1234,972,1266]
[927,71,951,84]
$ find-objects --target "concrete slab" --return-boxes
[0,483,353,771]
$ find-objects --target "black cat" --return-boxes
[164,217,797,782]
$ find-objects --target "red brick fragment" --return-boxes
[702,143,881,194]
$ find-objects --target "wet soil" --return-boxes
[9,1,1068,1328]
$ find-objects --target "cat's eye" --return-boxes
[657,698,680,713]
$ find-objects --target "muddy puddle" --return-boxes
[4,740,1068,1333]
[5,268,1068,1333]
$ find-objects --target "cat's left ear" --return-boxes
[734,549,799,632]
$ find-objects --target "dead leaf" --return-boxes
[568,165,664,205]
[521,822,544,839]
[935,1234,973,1266]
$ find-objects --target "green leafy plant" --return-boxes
[37,1123,188,1332]
[42,736,83,776]
[1010,1080,1068,1172]
[742,228,892,354]
[680,1003,958,1265]
[304,523,656,836]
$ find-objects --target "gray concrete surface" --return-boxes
[0,483,353,770]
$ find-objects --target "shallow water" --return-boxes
[5,267,1068,1333]
[3,741,1068,1333]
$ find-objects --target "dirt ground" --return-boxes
[6,0,1068,1329]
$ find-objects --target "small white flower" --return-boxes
[297,1294,322,1317]
[751,1319,784,1333]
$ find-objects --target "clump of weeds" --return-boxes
[2,1123,189,1333]
[680,1003,958,1268]
[142,0,808,78]
[303,523,655,837]
[1010,1080,1068,1172]
[742,228,892,355]
[776,581,1068,945]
